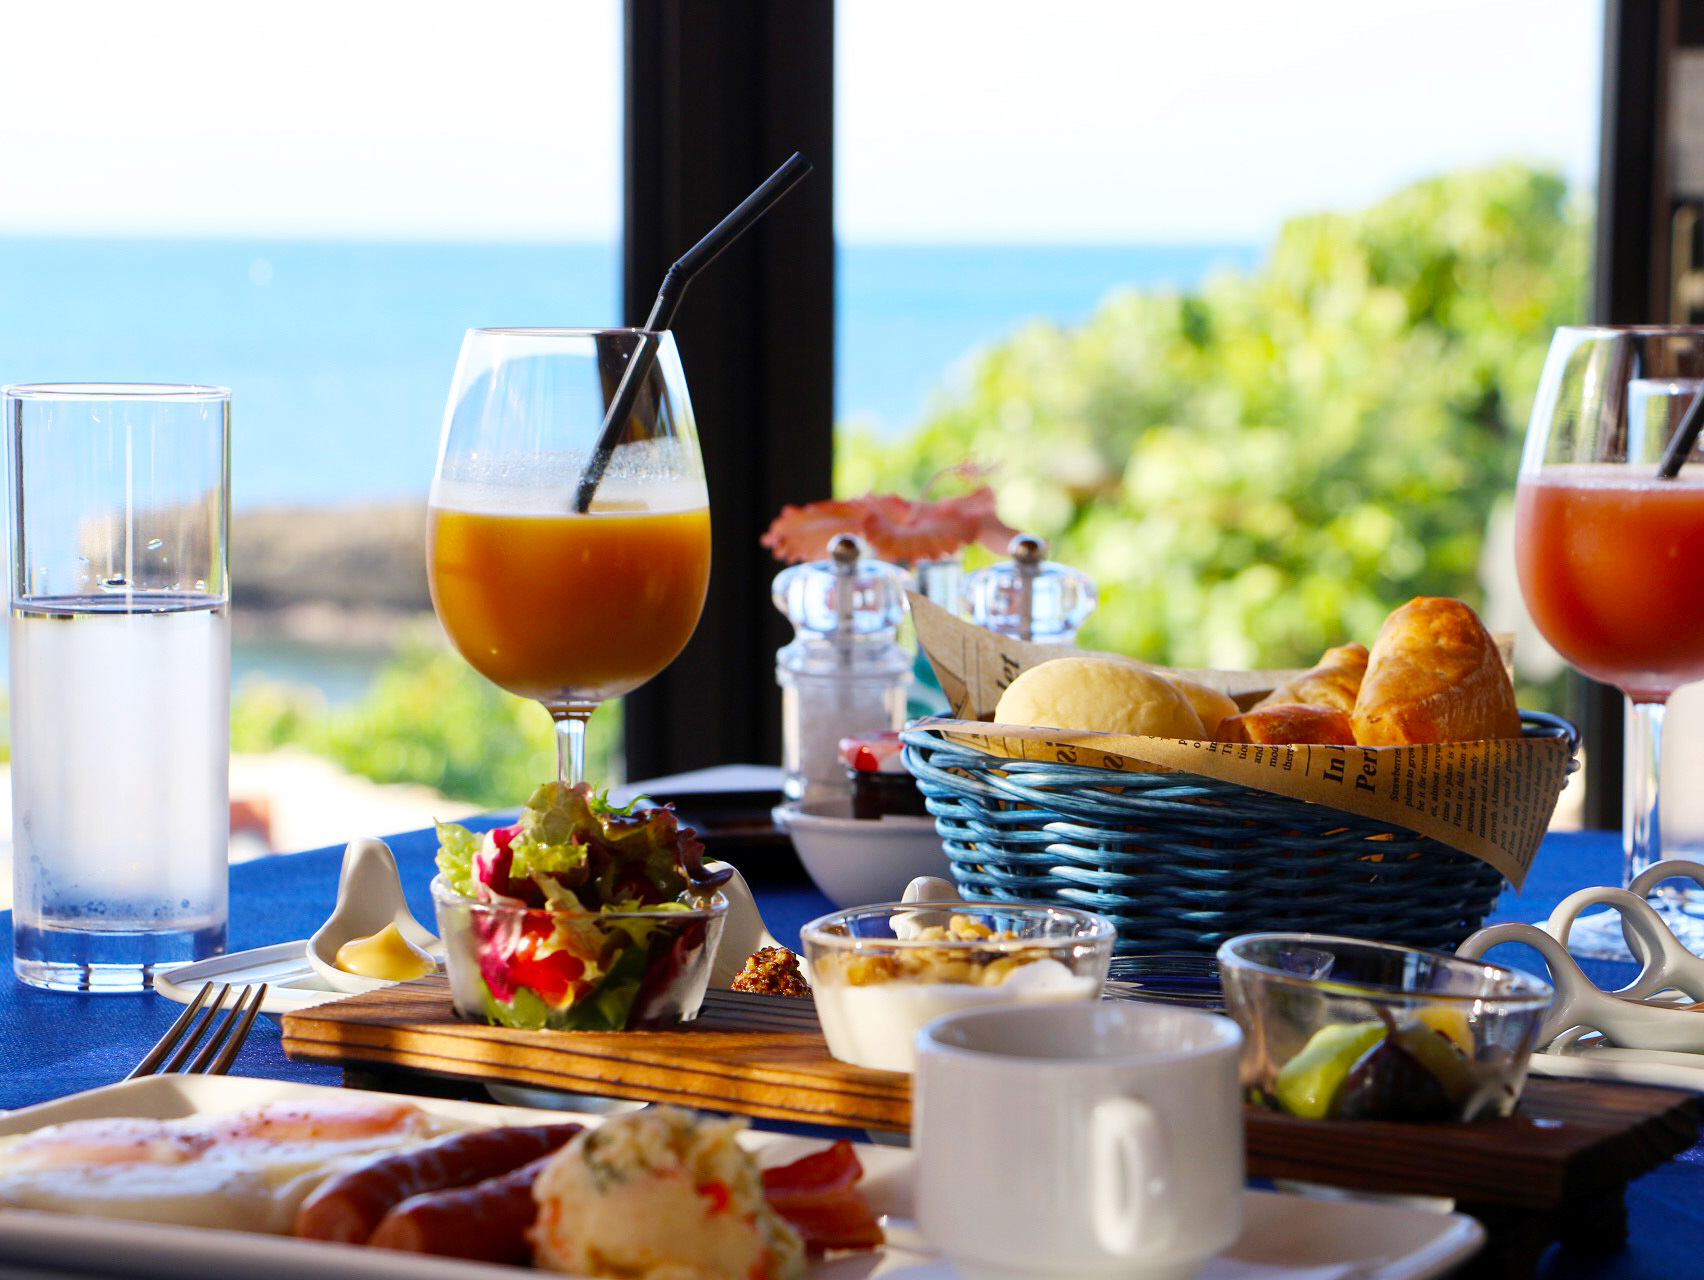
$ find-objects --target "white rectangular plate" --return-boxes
[1532,1037,1704,1092]
[0,1076,1483,1280]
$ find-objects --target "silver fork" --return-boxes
[126,983,267,1080]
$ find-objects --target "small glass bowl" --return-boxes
[801,901,1115,1072]
[1217,932,1554,1123]
[430,875,728,1032]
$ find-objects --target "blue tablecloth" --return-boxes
[0,816,839,1112]
[0,824,1697,1276]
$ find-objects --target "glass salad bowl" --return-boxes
[431,780,731,1032]
[431,875,727,1031]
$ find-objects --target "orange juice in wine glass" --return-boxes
[428,498,711,705]
[429,327,709,786]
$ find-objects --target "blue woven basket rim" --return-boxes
[899,710,1577,821]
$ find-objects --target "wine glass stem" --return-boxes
[1623,695,1666,891]
[551,703,597,786]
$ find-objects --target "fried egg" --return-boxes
[0,1096,444,1234]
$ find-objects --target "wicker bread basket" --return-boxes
[899,712,1577,956]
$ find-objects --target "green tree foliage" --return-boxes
[839,163,1589,671]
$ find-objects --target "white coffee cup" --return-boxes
[913,1001,1244,1280]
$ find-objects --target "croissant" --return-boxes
[1351,597,1520,746]
[1254,643,1368,714]
[1217,703,1356,746]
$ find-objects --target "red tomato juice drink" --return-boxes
[1515,464,1704,702]
[428,476,711,706]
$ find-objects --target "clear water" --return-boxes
[10,596,229,990]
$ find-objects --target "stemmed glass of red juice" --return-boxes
[1516,326,1704,958]
[427,329,711,786]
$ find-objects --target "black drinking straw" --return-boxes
[1658,385,1704,478]
[571,152,814,513]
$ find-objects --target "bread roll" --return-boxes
[1166,674,1239,738]
[1351,597,1520,746]
[994,656,1206,738]
[1254,643,1368,713]
[1217,704,1356,746]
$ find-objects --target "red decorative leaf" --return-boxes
[760,499,872,564]
[760,485,1017,565]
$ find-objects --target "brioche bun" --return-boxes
[1218,703,1356,745]
[994,656,1206,738]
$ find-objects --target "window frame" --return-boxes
[624,0,1632,826]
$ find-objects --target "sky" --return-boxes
[0,0,1602,244]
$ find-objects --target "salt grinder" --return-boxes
[773,534,913,806]
[964,533,1097,644]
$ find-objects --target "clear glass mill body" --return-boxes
[774,536,913,807]
[963,533,1097,644]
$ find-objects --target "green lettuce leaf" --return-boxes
[510,781,694,909]
[434,820,481,897]
[563,942,652,1031]
[479,977,553,1031]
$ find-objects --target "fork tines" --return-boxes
[127,982,268,1081]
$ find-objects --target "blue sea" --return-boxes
[0,237,1258,510]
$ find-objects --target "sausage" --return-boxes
[293,1122,582,1243]
[366,1153,554,1262]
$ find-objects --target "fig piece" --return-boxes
[1333,1026,1457,1122]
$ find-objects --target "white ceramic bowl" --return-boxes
[774,799,953,908]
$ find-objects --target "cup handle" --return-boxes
[1091,1096,1176,1258]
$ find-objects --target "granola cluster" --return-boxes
[731,946,812,998]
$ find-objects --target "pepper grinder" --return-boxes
[963,533,1097,644]
[773,534,913,807]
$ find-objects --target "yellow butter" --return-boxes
[335,922,434,981]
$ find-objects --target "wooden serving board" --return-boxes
[1246,1073,1700,1208]
[284,977,1698,1179]
[281,978,909,1131]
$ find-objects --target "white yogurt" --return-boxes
[814,959,1100,1073]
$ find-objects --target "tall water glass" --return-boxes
[6,384,230,991]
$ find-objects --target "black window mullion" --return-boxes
[1583,0,1669,828]
[620,0,835,781]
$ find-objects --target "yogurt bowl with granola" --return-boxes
[801,902,1115,1072]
